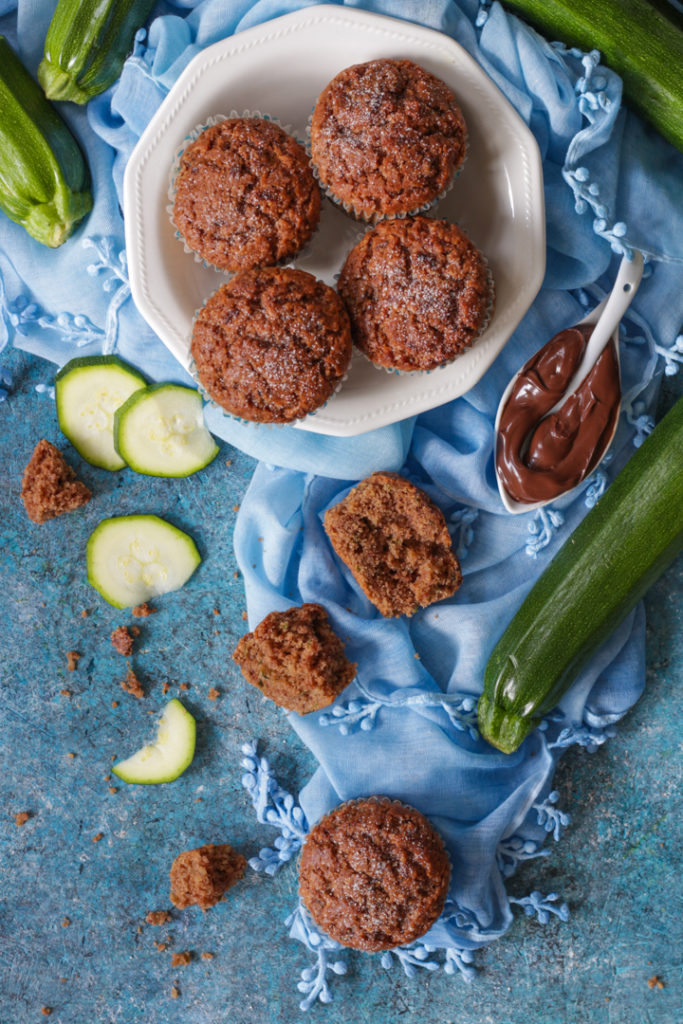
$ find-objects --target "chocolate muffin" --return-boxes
[324,471,461,617]
[172,117,320,272]
[338,215,493,371]
[191,267,352,423]
[299,798,451,951]
[233,603,356,715]
[310,58,467,221]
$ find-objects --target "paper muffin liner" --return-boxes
[305,112,469,225]
[167,110,322,276]
[350,248,495,377]
[188,280,350,429]
[297,796,453,952]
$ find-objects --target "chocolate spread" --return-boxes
[496,325,621,504]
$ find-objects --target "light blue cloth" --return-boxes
[1,0,682,995]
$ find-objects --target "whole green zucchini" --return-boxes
[478,396,683,754]
[38,0,157,104]
[501,0,683,153]
[0,36,92,247]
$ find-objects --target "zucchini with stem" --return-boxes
[39,0,157,104]
[0,36,92,247]
[501,0,683,152]
[478,396,683,754]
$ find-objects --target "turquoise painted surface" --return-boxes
[0,346,680,1024]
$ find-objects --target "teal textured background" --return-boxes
[0,346,680,1024]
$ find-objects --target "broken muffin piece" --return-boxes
[323,472,462,617]
[21,439,91,524]
[170,843,246,911]
[232,603,356,715]
[111,626,138,657]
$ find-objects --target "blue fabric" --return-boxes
[1,0,682,984]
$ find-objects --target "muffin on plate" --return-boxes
[233,603,357,715]
[338,215,493,372]
[324,471,462,617]
[191,267,352,423]
[299,797,451,951]
[171,117,320,272]
[309,58,467,222]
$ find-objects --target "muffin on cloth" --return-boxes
[309,58,467,222]
[170,843,246,910]
[233,603,357,715]
[171,117,320,272]
[324,471,462,617]
[299,797,451,951]
[338,215,493,371]
[21,439,91,524]
[191,267,352,423]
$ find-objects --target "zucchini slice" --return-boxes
[56,356,146,470]
[113,699,196,784]
[114,384,219,477]
[87,514,201,608]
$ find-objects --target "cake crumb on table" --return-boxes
[170,984,180,999]
[61,917,70,927]
[60,689,71,697]
[179,682,190,691]
[208,688,219,701]
[146,910,172,926]
[108,787,117,795]
[201,952,214,961]
[170,844,246,910]
[647,975,665,989]
[154,941,168,952]
[66,651,80,671]
[121,663,144,699]
[162,682,170,695]
[92,832,104,843]
[80,609,89,618]
[14,811,30,826]
[111,700,118,708]
[21,438,91,523]
[171,951,192,967]
[111,626,136,657]
[132,602,156,618]
[40,1008,51,1017]
[66,753,76,760]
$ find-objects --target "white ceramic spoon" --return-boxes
[495,251,644,514]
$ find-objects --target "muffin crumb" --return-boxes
[14,811,30,827]
[111,626,136,657]
[21,439,91,523]
[92,832,104,843]
[66,651,80,672]
[132,603,156,618]
[170,844,246,910]
[171,951,192,967]
[121,664,144,699]
[146,910,172,926]
[208,688,220,701]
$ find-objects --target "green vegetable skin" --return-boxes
[478,397,683,754]
[0,36,92,247]
[501,0,683,153]
[38,0,156,104]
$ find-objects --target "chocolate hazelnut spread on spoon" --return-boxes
[496,324,620,504]
[494,251,644,511]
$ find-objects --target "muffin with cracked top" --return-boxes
[338,215,493,372]
[310,58,467,221]
[299,797,451,951]
[191,267,352,423]
[172,116,320,272]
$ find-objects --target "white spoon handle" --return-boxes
[547,251,644,416]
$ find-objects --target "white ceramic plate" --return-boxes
[124,4,545,437]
